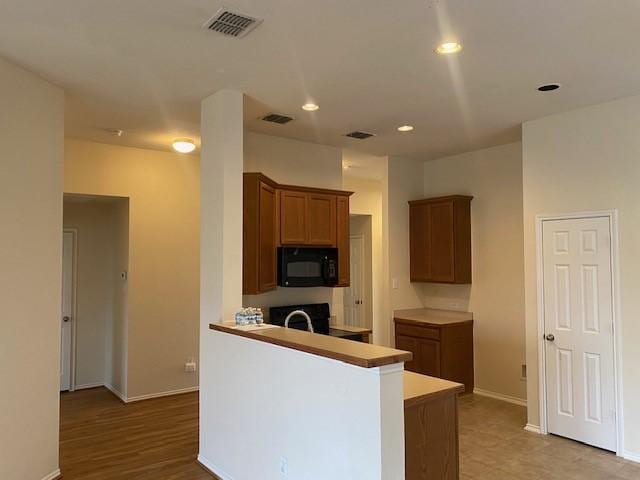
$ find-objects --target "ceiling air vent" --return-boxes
[204,8,262,38]
[345,131,376,140]
[261,113,295,125]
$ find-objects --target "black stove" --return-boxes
[268,303,363,341]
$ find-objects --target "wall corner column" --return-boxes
[199,89,244,455]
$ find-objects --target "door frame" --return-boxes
[63,228,79,392]
[535,210,623,456]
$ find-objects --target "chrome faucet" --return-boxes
[284,310,314,333]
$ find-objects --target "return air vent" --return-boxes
[203,8,262,38]
[345,131,376,140]
[261,113,295,125]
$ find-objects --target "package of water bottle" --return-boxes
[235,307,264,326]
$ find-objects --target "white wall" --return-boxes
[523,94,640,458]
[199,331,405,480]
[422,142,526,401]
[243,132,345,319]
[63,199,129,391]
[0,57,64,480]
[64,139,200,400]
[386,156,427,345]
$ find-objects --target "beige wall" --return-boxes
[243,131,344,318]
[0,57,64,480]
[349,215,374,329]
[386,156,426,345]
[64,139,199,399]
[343,175,385,342]
[523,95,640,458]
[422,142,526,401]
[63,199,129,391]
[111,198,129,396]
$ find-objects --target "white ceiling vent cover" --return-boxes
[203,7,262,38]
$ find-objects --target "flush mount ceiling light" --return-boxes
[436,42,463,55]
[302,103,319,111]
[397,125,414,132]
[172,138,196,154]
[537,83,561,92]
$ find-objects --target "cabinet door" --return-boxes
[428,201,455,282]
[307,193,337,245]
[409,203,430,281]
[395,335,419,372]
[416,337,441,377]
[280,190,307,245]
[258,182,277,291]
[336,196,350,286]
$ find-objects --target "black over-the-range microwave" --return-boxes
[278,247,338,287]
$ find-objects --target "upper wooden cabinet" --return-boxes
[243,173,278,295]
[280,190,308,245]
[244,173,353,293]
[336,196,350,287]
[409,195,472,284]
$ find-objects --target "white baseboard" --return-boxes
[197,454,233,480]
[104,383,127,403]
[524,423,542,434]
[75,382,104,391]
[41,469,61,480]
[126,386,199,403]
[623,450,640,464]
[473,387,527,407]
[103,383,198,403]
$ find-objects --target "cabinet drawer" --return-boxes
[395,323,440,341]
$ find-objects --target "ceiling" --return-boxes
[2,0,640,160]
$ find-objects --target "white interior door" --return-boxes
[344,236,365,327]
[542,216,616,451]
[60,231,74,392]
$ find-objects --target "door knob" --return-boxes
[545,333,555,342]
[63,316,71,323]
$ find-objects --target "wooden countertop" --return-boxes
[403,371,465,408]
[394,308,473,327]
[330,324,372,335]
[210,323,411,368]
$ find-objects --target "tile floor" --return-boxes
[459,394,640,480]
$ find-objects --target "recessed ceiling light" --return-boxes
[436,42,462,55]
[537,83,561,92]
[302,103,319,111]
[397,125,414,132]
[172,138,196,154]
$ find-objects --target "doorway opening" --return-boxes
[536,211,622,455]
[344,214,373,330]
[61,194,129,397]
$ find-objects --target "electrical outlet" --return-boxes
[392,278,399,289]
[185,361,197,373]
[279,457,288,477]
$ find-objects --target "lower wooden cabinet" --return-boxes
[395,317,474,393]
[404,374,462,480]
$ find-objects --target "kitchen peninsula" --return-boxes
[200,322,462,480]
